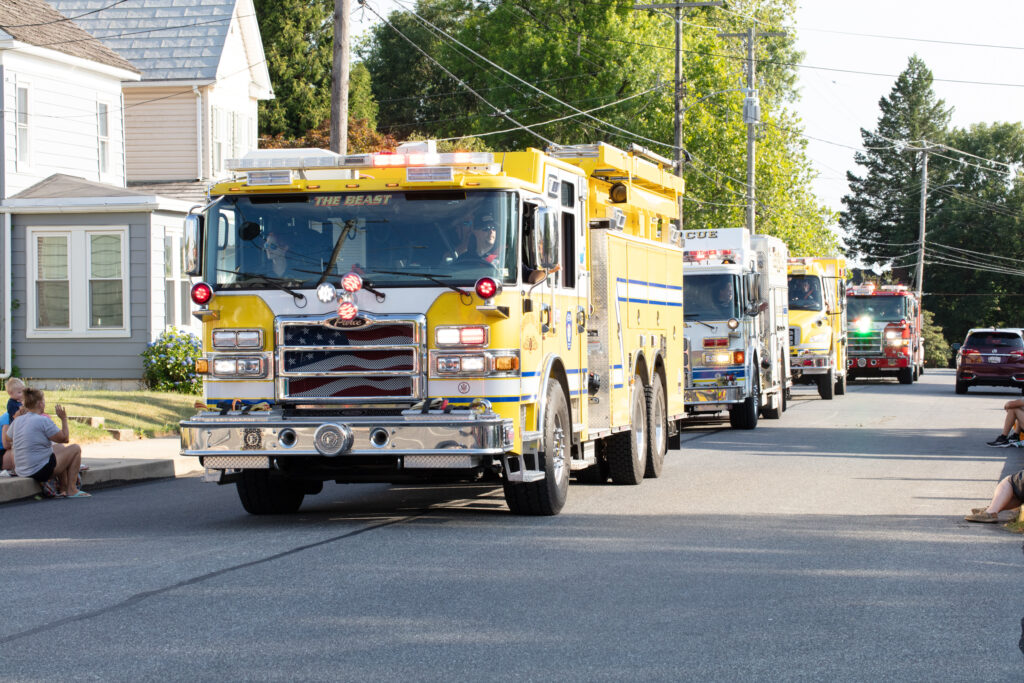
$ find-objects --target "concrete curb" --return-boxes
[0,438,202,504]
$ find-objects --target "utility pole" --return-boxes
[330,0,351,155]
[718,27,784,235]
[916,147,929,300]
[633,2,722,228]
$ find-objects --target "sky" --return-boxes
[350,0,1024,214]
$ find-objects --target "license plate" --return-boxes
[988,356,1001,363]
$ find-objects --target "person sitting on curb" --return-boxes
[986,398,1024,447]
[8,388,88,498]
[965,470,1024,523]
[0,411,17,476]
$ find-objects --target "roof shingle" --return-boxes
[47,0,236,81]
[0,0,139,73]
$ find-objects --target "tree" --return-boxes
[917,122,1024,342]
[254,0,334,138]
[921,309,951,368]
[841,56,953,282]
[358,0,836,248]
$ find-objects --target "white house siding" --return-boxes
[124,87,199,183]
[149,211,201,339]
[206,18,259,179]
[1,51,128,198]
[10,212,152,380]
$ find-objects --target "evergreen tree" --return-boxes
[254,0,334,138]
[841,56,953,283]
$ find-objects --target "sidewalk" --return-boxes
[0,436,202,504]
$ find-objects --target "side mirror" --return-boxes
[532,207,560,270]
[183,214,203,276]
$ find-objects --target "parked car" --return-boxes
[955,328,1024,394]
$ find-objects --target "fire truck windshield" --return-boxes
[205,190,518,289]
[787,275,823,311]
[684,273,739,320]
[847,296,906,321]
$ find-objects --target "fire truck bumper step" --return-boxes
[182,409,515,463]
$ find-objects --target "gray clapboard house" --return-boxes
[1,0,271,387]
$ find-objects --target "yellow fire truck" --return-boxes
[786,256,848,399]
[180,141,686,516]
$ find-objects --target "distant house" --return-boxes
[48,0,273,189]
[1,0,272,387]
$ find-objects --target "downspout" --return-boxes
[2,211,11,380]
[1,65,10,379]
[194,85,202,180]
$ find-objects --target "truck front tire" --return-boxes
[817,369,835,400]
[730,369,760,429]
[504,380,570,515]
[898,367,913,384]
[236,470,306,515]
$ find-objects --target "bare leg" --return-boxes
[2,449,13,471]
[985,476,1022,514]
[1001,408,1016,436]
[52,444,82,496]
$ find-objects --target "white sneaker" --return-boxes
[0,469,11,478]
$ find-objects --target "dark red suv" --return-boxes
[955,328,1024,394]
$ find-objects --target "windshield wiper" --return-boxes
[220,269,306,304]
[367,270,470,297]
[684,313,714,330]
[315,218,358,288]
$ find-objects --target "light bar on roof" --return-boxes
[226,150,494,173]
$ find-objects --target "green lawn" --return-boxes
[36,390,200,443]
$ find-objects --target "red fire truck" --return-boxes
[845,283,924,384]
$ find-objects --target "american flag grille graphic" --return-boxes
[279,320,421,401]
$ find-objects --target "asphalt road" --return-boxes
[2,369,1022,681]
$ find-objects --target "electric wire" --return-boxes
[0,0,131,29]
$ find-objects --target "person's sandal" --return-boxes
[964,511,999,523]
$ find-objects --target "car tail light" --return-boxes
[191,282,213,305]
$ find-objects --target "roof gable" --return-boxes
[0,0,139,73]
[47,0,268,90]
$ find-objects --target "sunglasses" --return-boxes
[475,224,497,232]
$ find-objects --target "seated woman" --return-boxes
[9,388,87,498]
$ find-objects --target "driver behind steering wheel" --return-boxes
[457,214,500,265]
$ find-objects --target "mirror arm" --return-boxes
[527,264,562,295]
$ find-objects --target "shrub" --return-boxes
[142,328,203,394]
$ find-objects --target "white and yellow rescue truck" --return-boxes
[786,256,848,399]
[846,282,924,384]
[682,228,790,429]
[179,140,686,516]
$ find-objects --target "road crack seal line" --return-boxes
[0,513,425,645]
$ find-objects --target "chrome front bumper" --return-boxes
[685,385,745,407]
[181,408,515,465]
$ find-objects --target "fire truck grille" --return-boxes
[279,319,422,403]
[849,331,883,354]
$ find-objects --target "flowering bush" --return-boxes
[142,328,203,394]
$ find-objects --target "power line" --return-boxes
[361,2,557,147]
[0,0,131,29]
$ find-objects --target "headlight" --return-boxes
[212,329,263,349]
[436,325,489,347]
[211,356,267,378]
[432,351,519,376]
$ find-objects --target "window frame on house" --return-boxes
[97,100,111,176]
[26,226,131,339]
[212,106,227,174]
[15,82,31,170]
[163,230,196,331]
